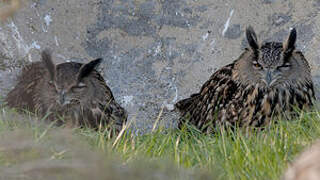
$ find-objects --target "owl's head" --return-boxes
[41,49,127,128]
[42,50,104,106]
[235,26,312,88]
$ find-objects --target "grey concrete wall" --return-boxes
[0,0,319,132]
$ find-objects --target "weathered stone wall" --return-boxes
[0,0,319,132]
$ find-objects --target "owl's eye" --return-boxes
[252,62,262,69]
[77,82,87,88]
[71,86,86,93]
[277,63,291,70]
[71,83,87,93]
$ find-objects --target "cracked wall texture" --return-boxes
[0,0,319,133]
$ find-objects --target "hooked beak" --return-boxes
[265,70,272,86]
[59,91,66,105]
[261,69,277,87]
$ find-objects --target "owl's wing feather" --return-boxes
[175,63,237,130]
[6,62,45,112]
[175,93,201,112]
[91,71,127,128]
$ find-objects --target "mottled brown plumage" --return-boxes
[176,26,316,132]
[6,49,127,131]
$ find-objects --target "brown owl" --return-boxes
[175,26,315,132]
[6,49,127,131]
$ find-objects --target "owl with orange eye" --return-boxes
[175,26,316,132]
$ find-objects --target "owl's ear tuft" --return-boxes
[246,26,259,51]
[41,49,56,82]
[77,58,103,83]
[283,28,296,54]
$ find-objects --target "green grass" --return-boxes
[0,107,320,180]
[110,111,320,180]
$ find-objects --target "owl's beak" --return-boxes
[265,70,272,86]
[262,69,277,87]
[59,91,65,105]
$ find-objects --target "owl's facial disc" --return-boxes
[252,59,292,87]
[244,26,297,88]
[55,82,87,106]
[259,68,278,86]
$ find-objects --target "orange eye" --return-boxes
[253,62,262,68]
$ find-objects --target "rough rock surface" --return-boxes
[0,0,319,133]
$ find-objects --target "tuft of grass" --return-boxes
[82,109,320,180]
[0,107,320,179]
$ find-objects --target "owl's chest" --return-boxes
[40,101,107,127]
[221,84,311,127]
[216,85,271,125]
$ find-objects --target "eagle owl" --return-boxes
[6,49,127,131]
[175,26,315,132]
